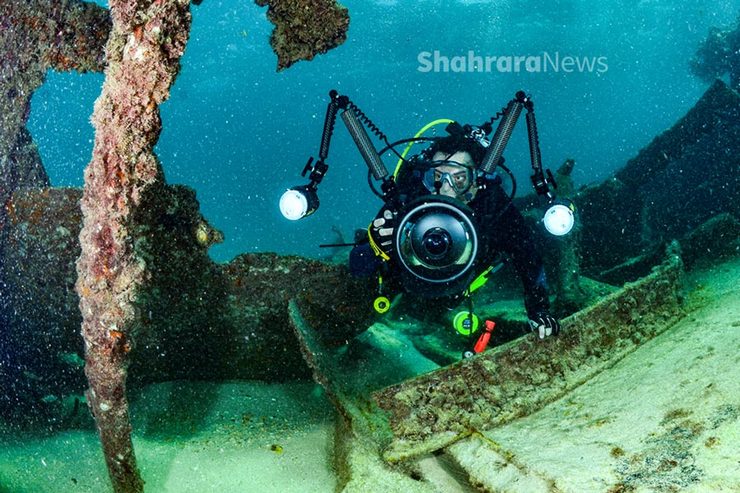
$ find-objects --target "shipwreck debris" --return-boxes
[691,15,740,91]
[373,245,685,462]
[577,79,740,278]
[0,0,110,229]
[75,0,191,490]
[289,301,436,493]
[256,0,350,70]
[0,186,376,423]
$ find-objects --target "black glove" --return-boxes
[528,312,561,339]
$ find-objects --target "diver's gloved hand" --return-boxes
[528,312,561,339]
[369,207,396,255]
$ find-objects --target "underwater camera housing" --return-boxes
[394,195,480,298]
[281,89,575,296]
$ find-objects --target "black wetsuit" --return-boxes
[350,169,551,318]
[467,180,551,317]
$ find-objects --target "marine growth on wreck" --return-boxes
[1,1,739,492]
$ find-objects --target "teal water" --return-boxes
[5,2,740,491]
[28,0,740,262]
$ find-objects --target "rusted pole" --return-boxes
[75,1,191,491]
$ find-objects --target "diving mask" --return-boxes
[420,160,476,195]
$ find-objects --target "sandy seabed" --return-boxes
[455,258,740,492]
[2,259,739,493]
[0,381,337,493]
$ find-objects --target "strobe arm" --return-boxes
[520,96,574,237]
[524,99,556,200]
[479,91,526,174]
[283,90,398,221]
[479,91,557,199]
[340,109,389,181]
[300,90,347,188]
[336,93,398,205]
[281,91,345,221]
[303,90,392,187]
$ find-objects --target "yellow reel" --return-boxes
[453,311,480,336]
[373,296,391,314]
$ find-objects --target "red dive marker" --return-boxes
[473,320,496,354]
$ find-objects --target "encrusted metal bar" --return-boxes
[375,246,685,462]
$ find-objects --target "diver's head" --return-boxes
[427,132,487,165]
[427,151,477,201]
[418,132,487,202]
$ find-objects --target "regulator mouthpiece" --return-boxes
[280,185,319,220]
[542,200,575,236]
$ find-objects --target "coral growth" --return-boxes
[74,0,191,491]
[256,0,349,70]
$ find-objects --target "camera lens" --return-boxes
[395,198,479,290]
[422,228,451,258]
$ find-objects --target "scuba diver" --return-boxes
[350,130,560,340]
[279,90,575,354]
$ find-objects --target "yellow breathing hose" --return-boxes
[393,118,455,177]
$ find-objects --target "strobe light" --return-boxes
[279,185,319,220]
[542,200,575,236]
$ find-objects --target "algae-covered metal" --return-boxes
[0,0,110,228]
[75,0,191,491]
[374,247,685,462]
[256,0,349,70]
